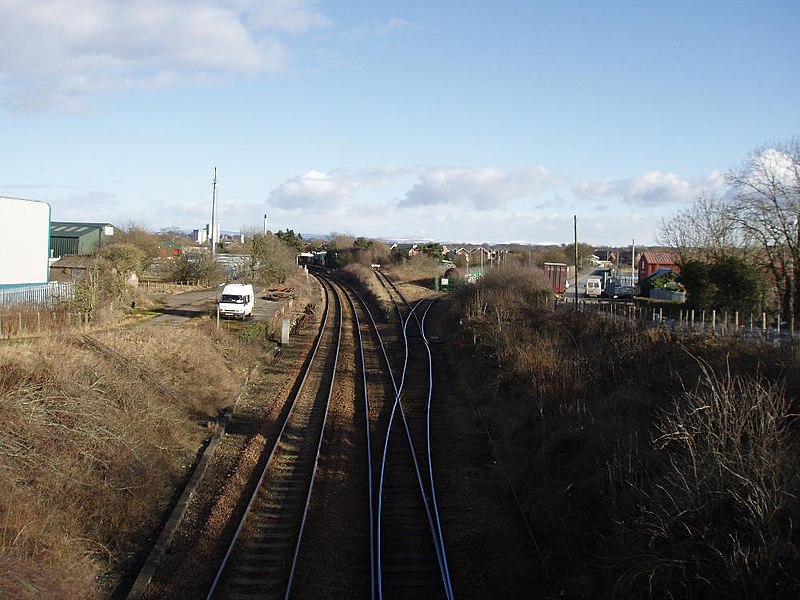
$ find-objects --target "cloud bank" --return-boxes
[0,0,329,110]
[261,164,726,244]
[573,171,726,206]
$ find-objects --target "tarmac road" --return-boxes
[145,286,285,326]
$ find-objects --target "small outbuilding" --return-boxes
[638,251,680,282]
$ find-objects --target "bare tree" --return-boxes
[657,193,742,263]
[728,140,800,322]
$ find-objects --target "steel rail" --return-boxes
[312,272,377,600]
[376,271,454,599]
[324,272,401,598]
[284,275,343,599]
[371,276,450,599]
[206,277,337,599]
[328,270,452,598]
[328,272,446,598]
[421,300,454,600]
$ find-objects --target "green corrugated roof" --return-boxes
[50,222,112,238]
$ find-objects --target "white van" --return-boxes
[585,277,602,298]
[219,283,254,320]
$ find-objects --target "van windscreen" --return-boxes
[221,294,244,303]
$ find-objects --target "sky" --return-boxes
[1,0,798,246]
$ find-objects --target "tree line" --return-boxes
[658,139,800,324]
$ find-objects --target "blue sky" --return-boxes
[1,0,798,246]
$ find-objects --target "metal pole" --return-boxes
[574,215,578,310]
[211,167,218,256]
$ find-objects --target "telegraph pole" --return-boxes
[574,215,578,310]
[211,168,218,256]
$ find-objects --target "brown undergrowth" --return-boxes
[447,267,800,598]
[0,322,253,599]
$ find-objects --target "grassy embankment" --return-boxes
[0,274,315,599]
[446,265,800,598]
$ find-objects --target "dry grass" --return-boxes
[447,267,800,597]
[0,322,254,599]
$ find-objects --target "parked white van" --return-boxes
[219,283,254,320]
[585,277,602,298]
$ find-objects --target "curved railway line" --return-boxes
[131,267,541,600]
[203,270,452,599]
[370,270,453,600]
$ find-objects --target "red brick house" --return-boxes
[638,251,680,281]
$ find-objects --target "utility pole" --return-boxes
[574,215,578,310]
[211,168,218,257]
[631,238,636,285]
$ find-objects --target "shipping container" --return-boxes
[543,262,568,297]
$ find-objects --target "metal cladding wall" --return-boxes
[0,196,51,286]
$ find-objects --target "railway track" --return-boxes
[151,268,453,599]
[129,267,541,599]
[370,270,453,600]
[207,276,341,599]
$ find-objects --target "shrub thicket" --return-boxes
[447,269,800,597]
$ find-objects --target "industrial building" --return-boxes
[50,221,116,257]
[0,196,51,288]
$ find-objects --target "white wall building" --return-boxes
[1,196,51,288]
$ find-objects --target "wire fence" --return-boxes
[0,307,102,338]
[139,280,209,292]
[0,282,75,308]
[566,299,797,345]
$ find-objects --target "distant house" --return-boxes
[50,221,115,256]
[158,241,182,259]
[638,251,680,281]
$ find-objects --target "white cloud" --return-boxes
[268,169,364,209]
[244,0,331,33]
[267,166,414,210]
[574,170,726,206]
[745,148,800,191]
[400,166,562,209]
[0,0,327,110]
[342,17,414,43]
